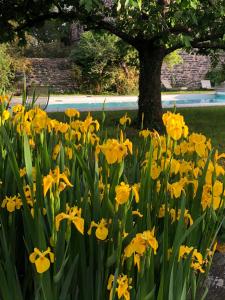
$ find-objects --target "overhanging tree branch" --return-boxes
[88,19,138,46]
[15,8,138,47]
[192,40,225,50]
[15,12,62,32]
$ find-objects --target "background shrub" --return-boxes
[70,31,139,94]
[0,44,15,92]
[0,44,31,93]
[205,65,225,86]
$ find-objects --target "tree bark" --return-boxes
[137,44,166,131]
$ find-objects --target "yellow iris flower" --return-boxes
[162,111,188,141]
[178,245,205,273]
[2,110,10,121]
[107,274,132,300]
[80,113,100,133]
[119,113,131,126]
[115,182,131,205]
[99,138,132,164]
[29,247,54,274]
[43,166,73,196]
[1,195,23,212]
[65,108,80,118]
[88,218,108,240]
[124,229,158,272]
[55,206,84,234]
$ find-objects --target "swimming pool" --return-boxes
[44,92,225,112]
[46,101,138,111]
[11,92,225,112]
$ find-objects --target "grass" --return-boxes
[49,106,225,151]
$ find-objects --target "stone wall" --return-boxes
[19,58,76,93]
[67,17,220,90]
[161,52,212,89]
[18,53,215,93]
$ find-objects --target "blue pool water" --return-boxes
[46,92,225,112]
[163,93,225,106]
[47,101,138,111]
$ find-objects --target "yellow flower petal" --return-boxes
[73,217,84,235]
[49,252,54,263]
[96,226,108,240]
[59,173,73,187]
[132,210,143,218]
[35,256,50,274]
[6,200,15,212]
[29,252,37,263]
[43,175,54,197]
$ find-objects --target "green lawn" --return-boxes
[49,106,225,151]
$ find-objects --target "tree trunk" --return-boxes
[137,44,166,131]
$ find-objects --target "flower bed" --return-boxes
[0,96,224,299]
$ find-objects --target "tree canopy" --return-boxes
[1,0,225,52]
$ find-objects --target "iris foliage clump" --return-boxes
[0,96,224,300]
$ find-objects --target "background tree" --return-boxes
[1,0,225,128]
[28,20,71,44]
[70,31,138,94]
[16,20,75,58]
[70,31,120,93]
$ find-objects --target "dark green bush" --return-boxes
[205,65,225,86]
[70,31,139,94]
[0,44,15,91]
